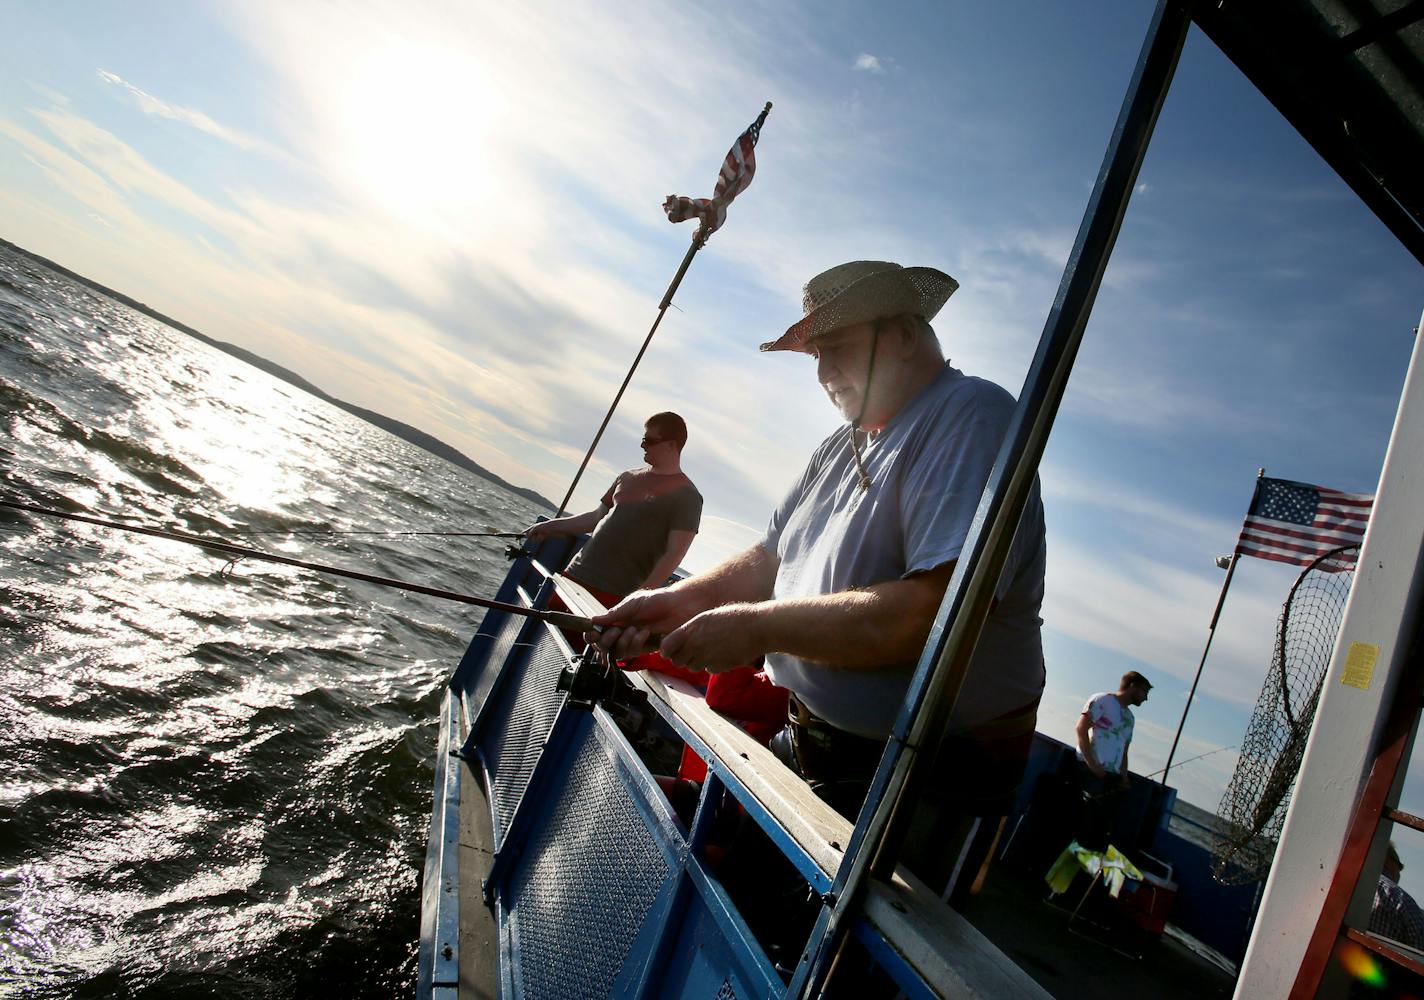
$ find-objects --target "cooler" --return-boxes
[1118,859,1178,935]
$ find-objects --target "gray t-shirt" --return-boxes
[760,363,1046,739]
[567,468,702,598]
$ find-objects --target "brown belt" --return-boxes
[784,694,885,783]
[782,692,1041,780]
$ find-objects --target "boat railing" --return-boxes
[419,540,1050,998]
[623,665,1054,997]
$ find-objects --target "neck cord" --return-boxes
[848,325,880,491]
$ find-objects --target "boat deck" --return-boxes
[427,556,1243,999]
[453,731,1238,1000]
[457,758,498,1000]
[453,761,1240,1000]
[962,864,1237,1000]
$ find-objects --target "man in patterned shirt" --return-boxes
[1075,670,1151,849]
[1371,842,1424,951]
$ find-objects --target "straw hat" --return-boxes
[760,260,959,353]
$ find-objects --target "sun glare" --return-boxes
[336,43,503,225]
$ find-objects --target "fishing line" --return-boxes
[0,507,523,540]
[0,498,597,634]
[214,528,525,538]
[1143,744,1235,779]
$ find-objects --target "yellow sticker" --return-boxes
[1341,642,1380,690]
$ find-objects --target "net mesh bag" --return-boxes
[1211,545,1358,885]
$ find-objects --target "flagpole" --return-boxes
[554,226,709,516]
[1160,467,1265,787]
[1161,552,1238,786]
[553,101,773,517]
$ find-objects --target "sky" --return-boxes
[3,0,1423,863]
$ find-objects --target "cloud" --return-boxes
[0,116,136,228]
[27,82,71,106]
[96,69,287,159]
[1,70,831,521]
[854,53,884,73]
[1041,535,1290,710]
[1040,466,1232,554]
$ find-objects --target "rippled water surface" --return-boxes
[0,245,541,997]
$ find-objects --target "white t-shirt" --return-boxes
[760,363,1047,739]
[1080,692,1134,773]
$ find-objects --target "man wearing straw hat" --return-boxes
[593,260,1047,906]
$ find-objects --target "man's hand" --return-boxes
[1085,759,1107,780]
[588,587,704,660]
[523,521,555,540]
[659,603,767,673]
[588,542,778,662]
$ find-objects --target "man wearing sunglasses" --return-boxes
[524,412,702,605]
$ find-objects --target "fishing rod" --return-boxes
[1143,744,1235,780]
[213,528,525,538]
[0,498,597,635]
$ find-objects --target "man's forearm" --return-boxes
[741,564,951,669]
[529,507,605,538]
[640,530,697,590]
[547,508,604,535]
[667,543,778,610]
[1075,721,1100,769]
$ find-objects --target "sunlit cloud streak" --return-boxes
[97,69,288,160]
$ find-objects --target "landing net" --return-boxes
[1211,545,1358,885]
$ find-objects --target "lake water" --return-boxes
[0,243,541,997]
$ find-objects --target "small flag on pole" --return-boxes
[664,102,771,237]
[1234,476,1373,569]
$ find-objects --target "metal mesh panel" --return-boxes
[459,611,525,714]
[481,628,571,843]
[1212,545,1357,884]
[506,723,671,1000]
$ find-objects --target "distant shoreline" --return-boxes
[1,238,556,512]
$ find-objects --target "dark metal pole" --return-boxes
[1162,468,1263,785]
[1161,553,1239,786]
[553,100,772,517]
[554,227,708,516]
[791,3,1194,995]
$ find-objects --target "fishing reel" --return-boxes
[557,642,620,707]
[556,646,675,770]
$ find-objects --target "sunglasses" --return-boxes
[640,436,667,447]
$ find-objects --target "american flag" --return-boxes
[663,103,770,236]
[1234,476,1373,569]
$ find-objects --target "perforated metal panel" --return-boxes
[457,610,526,727]
[505,722,671,1000]
[480,628,571,843]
